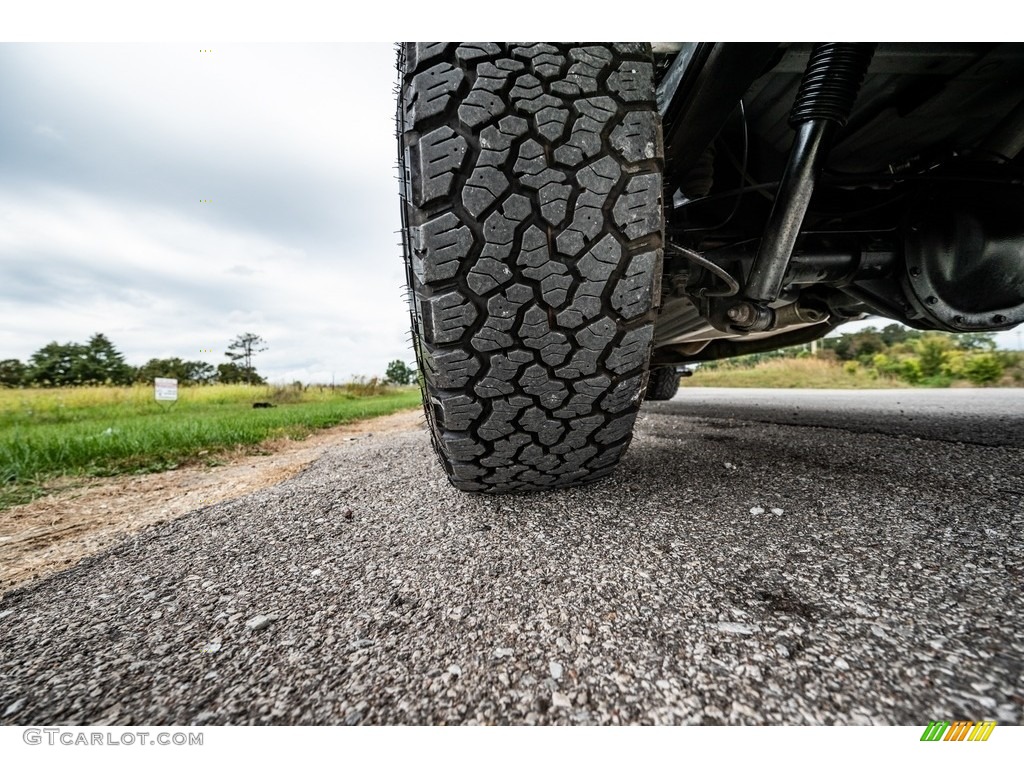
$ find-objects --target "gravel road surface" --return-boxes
[1,388,1021,725]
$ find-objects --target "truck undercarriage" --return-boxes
[651,42,1024,367]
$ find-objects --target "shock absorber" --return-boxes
[736,43,876,326]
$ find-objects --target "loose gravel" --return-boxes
[0,390,1021,725]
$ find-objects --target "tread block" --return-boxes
[414,127,467,205]
[407,63,463,126]
[427,349,481,389]
[576,235,621,281]
[554,116,603,167]
[612,173,662,239]
[607,62,654,103]
[462,165,509,217]
[455,43,502,65]
[577,156,621,195]
[435,393,483,431]
[605,325,654,374]
[466,257,514,295]
[601,374,642,413]
[442,434,486,461]
[424,290,478,344]
[519,364,569,409]
[516,225,549,268]
[478,397,525,440]
[513,92,562,114]
[517,407,565,445]
[610,112,659,163]
[403,43,451,74]
[535,106,570,142]
[474,350,532,398]
[539,182,571,226]
[611,250,658,319]
[415,212,472,284]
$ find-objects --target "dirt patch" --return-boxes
[0,408,425,594]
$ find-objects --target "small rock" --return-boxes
[718,622,758,635]
[493,647,514,659]
[448,664,462,676]
[549,661,563,680]
[551,692,572,709]
[141,591,157,601]
[245,615,272,632]
[835,658,850,670]
[724,462,736,470]
[346,638,374,652]
[200,641,221,654]
[775,643,790,658]
[0,609,13,620]
[750,507,764,516]
[970,681,993,693]
[771,508,784,516]
[3,699,25,717]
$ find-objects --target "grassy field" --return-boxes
[679,357,909,389]
[0,383,422,510]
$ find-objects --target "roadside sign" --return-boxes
[154,377,178,401]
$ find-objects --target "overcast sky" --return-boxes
[0,43,410,383]
[1,43,1020,385]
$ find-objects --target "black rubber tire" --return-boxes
[397,43,664,493]
[644,367,681,401]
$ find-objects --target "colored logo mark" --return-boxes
[920,720,996,742]
[199,348,214,353]
[200,199,212,203]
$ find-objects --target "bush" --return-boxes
[898,358,923,384]
[915,334,953,378]
[843,361,859,375]
[963,353,1004,385]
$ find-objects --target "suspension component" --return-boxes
[740,43,876,315]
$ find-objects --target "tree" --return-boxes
[216,362,265,385]
[24,335,132,386]
[78,333,133,385]
[880,323,920,347]
[26,341,83,386]
[831,327,885,361]
[183,360,216,384]
[136,357,216,384]
[0,359,26,387]
[385,359,416,385]
[225,333,268,379]
[955,332,997,352]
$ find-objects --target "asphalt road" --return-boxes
[1,388,1021,725]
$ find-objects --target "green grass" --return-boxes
[680,357,909,389]
[0,383,422,510]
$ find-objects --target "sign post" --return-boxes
[154,377,178,402]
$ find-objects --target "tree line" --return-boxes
[0,333,269,387]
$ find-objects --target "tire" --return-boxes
[397,43,664,493]
[644,367,680,401]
